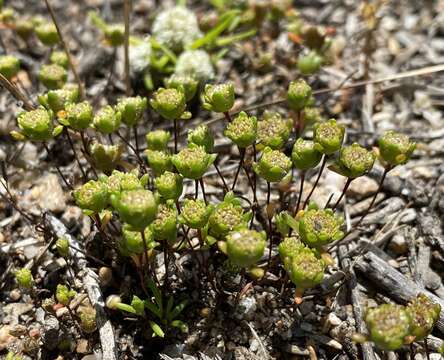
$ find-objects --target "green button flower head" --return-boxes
[104,24,125,47]
[104,169,144,195]
[145,149,173,176]
[65,101,93,130]
[16,108,54,141]
[50,50,69,69]
[278,235,304,270]
[165,74,198,102]
[209,192,251,238]
[257,111,292,149]
[15,268,33,289]
[15,18,34,40]
[35,22,59,46]
[56,284,76,306]
[110,189,158,230]
[73,179,109,214]
[0,55,20,80]
[365,304,412,351]
[171,144,217,180]
[116,96,148,127]
[226,229,266,268]
[224,111,257,148]
[287,79,312,111]
[152,201,178,242]
[313,119,345,155]
[292,138,322,170]
[93,105,121,134]
[155,171,183,200]
[330,143,376,178]
[253,147,292,183]
[202,83,235,113]
[297,51,323,75]
[378,130,415,166]
[39,64,68,90]
[150,87,186,120]
[56,238,70,258]
[0,7,15,24]
[78,305,96,334]
[146,130,171,151]
[121,224,155,254]
[179,198,214,229]
[187,124,214,152]
[407,294,441,341]
[289,246,325,289]
[90,142,123,173]
[303,107,323,125]
[40,84,80,112]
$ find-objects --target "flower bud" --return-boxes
[365,304,412,351]
[73,180,109,214]
[39,84,80,112]
[16,108,54,141]
[224,111,257,148]
[278,236,304,270]
[378,130,415,166]
[275,211,298,237]
[171,144,217,180]
[152,201,178,242]
[257,111,292,150]
[121,223,155,254]
[288,246,325,289]
[116,96,148,127]
[35,23,59,46]
[38,64,68,90]
[78,305,96,334]
[154,171,183,200]
[110,189,158,230]
[208,192,251,238]
[178,198,213,229]
[292,138,322,170]
[0,55,20,80]
[50,51,69,69]
[56,284,76,306]
[65,101,93,130]
[93,105,121,134]
[287,79,312,111]
[253,147,292,183]
[146,130,171,151]
[104,24,125,47]
[56,238,69,258]
[145,149,173,176]
[15,268,33,289]
[15,18,34,40]
[187,124,214,152]
[313,119,345,155]
[165,74,198,102]
[202,83,235,113]
[297,51,323,75]
[297,204,344,248]
[407,293,441,340]
[150,87,186,120]
[105,170,143,195]
[303,107,323,125]
[90,142,123,173]
[225,229,266,268]
[330,143,375,178]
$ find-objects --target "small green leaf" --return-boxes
[170,299,187,320]
[147,279,163,315]
[171,320,188,333]
[149,320,165,338]
[115,303,137,314]
[144,300,161,319]
[52,125,64,137]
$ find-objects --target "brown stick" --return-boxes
[0,73,34,111]
[123,0,131,96]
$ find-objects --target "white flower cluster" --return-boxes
[129,37,152,74]
[174,50,215,84]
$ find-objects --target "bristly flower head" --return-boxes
[278,235,304,269]
[171,144,217,180]
[224,111,257,148]
[378,130,415,167]
[116,96,148,127]
[56,238,70,258]
[174,50,215,84]
[187,124,214,152]
[38,64,68,90]
[313,119,345,154]
[179,198,214,229]
[287,79,313,111]
[165,74,198,102]
[104,169,144,195]
[303,107,323,125]
[15,268,33,289]
[50,50,69,69]
[93,105,122,134]
[0,55,20,80]
[288,246,325,290]
[154,171,183,201]
[257,111,292,150]
[330,143,375,178]
[202,83,235,113]
[121,224,155,255]
[297,203,344,248]
[90,142,123,173]
[292,138,323,170]
[152,200,178,242]
[35,22,59,46]
[253,147,292,183]
[365,304,412,351]
[146,130,171,151]
[64,101,93,131]
[73,179,109,215]
[15,108,55,141]
[110,189,158,230]
[39,84,79,113]
[407,293,441,341]
[150,87,186,120]
[297,51,323,75]
[225,229,266,268]
[56,284,76,306]
[145,149,173,176]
